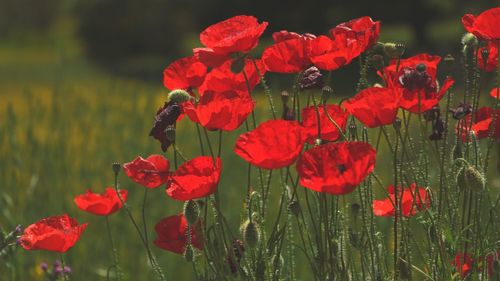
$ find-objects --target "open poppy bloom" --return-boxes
[74,188,128,216]
[381,54,454,113]
[457,106,498,142]
[194,15,268,68]
[462,7,500,41]
[183,90,255,131]
[234,120,306,169]
[452,252,474,278]
[149,101,182,151]
[297,142,376,195]
[19,214,87,253]
[343,87,401,128]
[272,30,316,43]
[123,155,170,188]
[262,38,313,73]
[166,156,221,201]
[301,104,348,144]
[372,183,430,218]
[198,59,266,96]
[163,56,207,91]
[490,87,500,100]
[329,16,380,58]
[154,214,203,254]
[478,41,499,72]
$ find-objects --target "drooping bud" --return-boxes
[299,66,324,90]
[450,103,472,120]
[165,125,176,144]
[464,166,485,192]
[288,200,301,217]
[184,244,194,262]
[231,57,246,74]
[112,162,121,175]
[183,200,199,226]
[243,220,260,249]
[321,86,333,104]
[168,89,191,104]
[370,54,385,71]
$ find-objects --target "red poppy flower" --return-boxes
[457,106,494,142]
[198,59,266,96]
[166,156,221,201]
[74,188,128,216]
[163,56,207,91]
[154,214,203,254]
[301,104,348,144]
[452,252,474,278]
[234,120,307,169]
[462,7,500,41]
[123,155,170,188]
[306,35,358,71]
[183,90,255,131]
[196,15,268,67]
[329,16,380,58]
[296,142,376,195]
[343,87,402,128]
[490,87,500,100]
[478,41,499,72]
[272,30,316,43]
[262,38,312,73]
[372,183,430,218]
[19,214,87,253]
[381,54,454,113]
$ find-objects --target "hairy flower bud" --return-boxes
[183,200,199,226]
[168,89,191,104]
[461,33,478,49]
[383,43,404,59]
[464,166,485,192]
[243,220,260,249]
[112,162,121,175]
[350,203,361,218]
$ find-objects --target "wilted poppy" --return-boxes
[478,41,499,72]
[149,101,182,151]
[296,142,376,195]
[343,87,401,128]
[329,16,380,58]
[382,54,454,113]
[123,155,170,188]
[154,214,203,254]
[452,253,474,278]
[183,90,255,131]
[372,183,430,218]
[262,38,312,73]
[234,120,306,169]
[163,56,207,91]
[198,59,266,96]
[457,106,494,142]
[462,7,500,41]
[195,15,268,67]
[19,214,87,253]
[74,188,128,216]
[490,87,500,100]
[166,156,221,201]
[301,104,348,144]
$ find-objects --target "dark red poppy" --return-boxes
[262,38,312,73]
[74,188,128,216]
[154,214,203,254]
[166,156,221,201]
[343,87,401,128]
[478,41,499,72]
[183,90,255,131]
[234,120,306,169]
[490,87,500,100]
[457,106,495,142]
[198,59,266,96]
[329,16,380,58]
[452,252,474,278]
[382,54,454,113]
[19,214,87,253]
[149,101,182,151]
[272,30,316,43]
[296,142,376,195]
[462,7,500,41]
[372,183,430,218]
[301,104,349,144]
[123,155,170,188]
[196,15,268,67]
[163,56,207,91]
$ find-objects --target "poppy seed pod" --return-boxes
[183,244,194,262]
[243,220,260,249]
[464,166,485,192]
[168,89,191,104]
[112,162,121,175]
[183,200,199,226]
[383,43,403,59]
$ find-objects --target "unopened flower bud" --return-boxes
[231,57,246,74]
[461,33,478,49]
[168,89,191,104]
[243,220,260,249]
[465,166,485,192]
[183,200,199,226]
[288,200,301,217]
[184,244,194,262]
[450,103,472,120]
[370,54,385,71]
[165,125,176,143]
[383,43,403,59]
[14,225,22,235]
[112,163,121,175]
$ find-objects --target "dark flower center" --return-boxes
[398,66,436,93]
[337,164,347,174]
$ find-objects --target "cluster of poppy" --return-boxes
[452,250,500,278]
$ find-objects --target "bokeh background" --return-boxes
[1,0,499,280]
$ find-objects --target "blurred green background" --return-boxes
[0,0,499,280]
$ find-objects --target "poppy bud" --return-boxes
[321,86,333,104]
[231,57,246,74]
[168,89,191,104]
[183,200,199,226]
[461,33,478,49]
[424,106,440,121]
[464,166,485,192]
[370,54,385,71]
[288,200,301,217]
[393,117,402,133]
[383,43,403,59]
[165,125,176,143]
[184,244,194,262]
[348,124,357,139]
[112,162,121,175]
[243,220,260,249]
[300,66,324,90]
